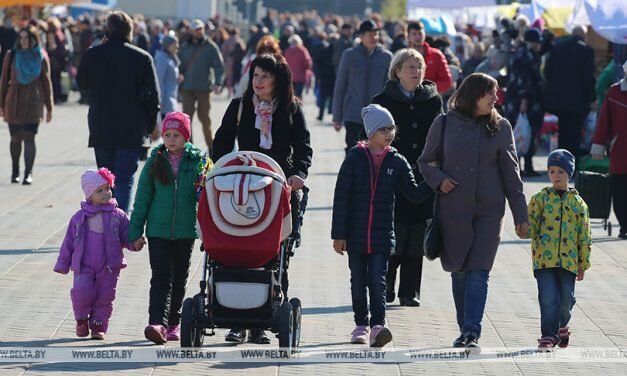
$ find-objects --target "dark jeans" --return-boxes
[94,147,143,213]
[344,121,364,155]
[612,174,627,235]
[534,268,576,340]
[451,270,490,338]
[293,82,305,98]
[317,94,332,119]
[348,252,389,327]
[147,237,195,327]
[556,110,587,161]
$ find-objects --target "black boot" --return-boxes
[22,172,32,185]
[11,167,20,183]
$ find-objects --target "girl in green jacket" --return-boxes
[128,112,211,345]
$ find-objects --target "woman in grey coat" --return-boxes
[417,73,528,349]
[154,34,180,121]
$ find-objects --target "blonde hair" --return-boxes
[388,48,425,81]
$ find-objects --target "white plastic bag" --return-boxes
[513,113,532,156]
[581,111,597,152]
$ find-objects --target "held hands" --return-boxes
[333,122,342,132]
[333,239,346,255]
[439,178,459,194]
[287,175,305,191]
[132,237,146,251]
[212,85,223,95]
[515,222,529,238]
[577,269,585,281]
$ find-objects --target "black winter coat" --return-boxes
[213,97,313,179]
[544,35,595,113]
[331,144,433,255]
[77,37,159,148]
[372,80,442,223]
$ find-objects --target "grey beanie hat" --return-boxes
[162,34,178,50]
[361,104,395,138]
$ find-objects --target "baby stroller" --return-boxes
[181,151,308,353]
[575,155,612,236]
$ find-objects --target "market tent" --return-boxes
[0,0,73,5]
[407,0,496,8]
[567,0,627,44]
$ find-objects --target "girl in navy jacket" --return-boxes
[331,104,432,347]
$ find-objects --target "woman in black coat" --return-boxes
[213,53,313,345]
[372,48,442,307]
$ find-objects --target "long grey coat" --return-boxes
[417,111,528,272]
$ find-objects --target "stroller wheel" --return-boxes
[289,298,302,350]
[278,301,294,354]
[181,297,205,347]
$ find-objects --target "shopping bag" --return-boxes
[513,113,532,156]
[581,111,597,153]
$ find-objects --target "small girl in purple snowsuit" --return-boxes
[54,168,143,339]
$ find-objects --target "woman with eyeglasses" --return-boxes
[417,73,529,350]
[331,103,433,347]
[0,25,53,185]
[372,48,442,308]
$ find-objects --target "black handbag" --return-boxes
[423,114,447,261]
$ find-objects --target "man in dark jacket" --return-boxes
[544,25,596,160]
[77,11,160,213]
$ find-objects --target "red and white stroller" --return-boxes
[181,151,307,352]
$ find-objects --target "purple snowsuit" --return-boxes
[54,200,136,333]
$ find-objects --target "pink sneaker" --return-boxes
[370,325,392,347]
[166,325,180,341]
[350,325,369,344]
[76,319,89,338]
[144,325,167,344]
[558,327,570,348]
[90,320,105,340]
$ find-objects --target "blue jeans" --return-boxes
[94,147,143,213]
[451,270,490,338]
[347,252,389,327]
[535,268,576,340]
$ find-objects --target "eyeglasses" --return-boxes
[401,64,423,71]
[378,126,397,135]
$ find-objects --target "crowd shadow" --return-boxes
[0,247,59,256]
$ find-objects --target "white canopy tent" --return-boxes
[567,0,627,44]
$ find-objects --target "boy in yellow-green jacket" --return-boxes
[527,149,591,350]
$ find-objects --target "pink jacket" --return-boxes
[284,45,312,84]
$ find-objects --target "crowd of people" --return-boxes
[0,6,625,352]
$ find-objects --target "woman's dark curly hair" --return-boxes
[244,53,300,121]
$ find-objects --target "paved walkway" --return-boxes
[0,92,626,376]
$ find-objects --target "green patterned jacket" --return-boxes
[527,187,592,275]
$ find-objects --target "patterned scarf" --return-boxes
[252,94,277,149]
[15,46,44,85]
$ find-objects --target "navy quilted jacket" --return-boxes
[331,143,433,254]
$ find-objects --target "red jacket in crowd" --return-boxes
[591,83,627,174]
[284,45,313,84]
[421,42,453,94]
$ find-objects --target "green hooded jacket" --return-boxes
[128,143,210,241]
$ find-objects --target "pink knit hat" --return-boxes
[81,168,115,199]
[162,111,191,141]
